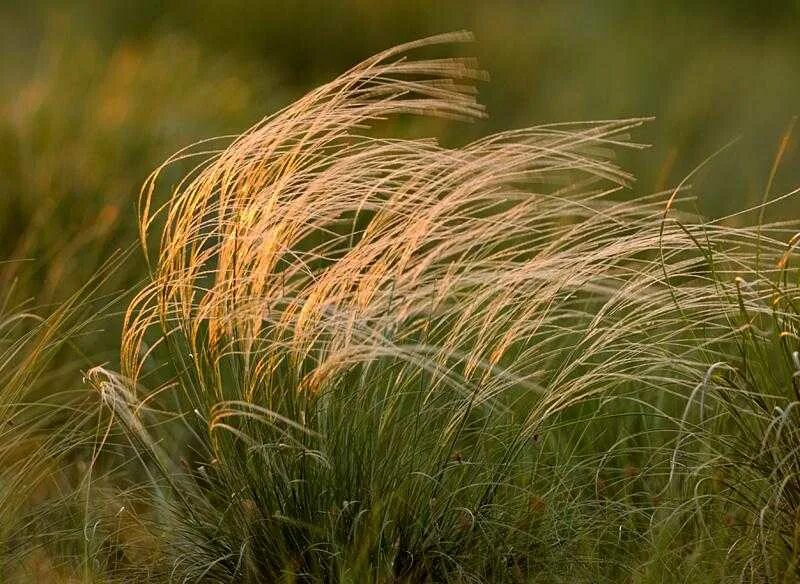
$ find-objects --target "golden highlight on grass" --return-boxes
[120,32,770,426]
[26,32,798,581]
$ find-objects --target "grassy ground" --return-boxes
[1,8,800,584]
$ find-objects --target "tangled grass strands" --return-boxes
[77,34,800,581]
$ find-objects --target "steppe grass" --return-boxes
[2,33,799,582]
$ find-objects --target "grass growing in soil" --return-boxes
[2,33,799,583]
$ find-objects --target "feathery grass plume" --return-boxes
[95,32,798,580]
[124,31,655,406]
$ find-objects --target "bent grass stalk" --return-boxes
[11,32,796,581]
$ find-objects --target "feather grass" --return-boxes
[2,33,799,582]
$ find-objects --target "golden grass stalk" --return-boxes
[121,31,792,439]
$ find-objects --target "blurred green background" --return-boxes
[1,0,799,305]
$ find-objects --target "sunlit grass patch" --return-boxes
[1,32,799,583]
